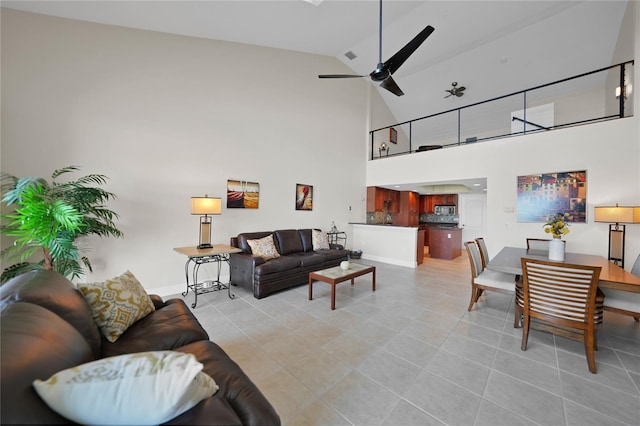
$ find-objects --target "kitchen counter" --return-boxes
[350,223,421,268]
[350,222,416,227]
[429,227,462,260]
[419,222,460,229]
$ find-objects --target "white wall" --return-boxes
[1,9,379,294]
[366,117,640,269]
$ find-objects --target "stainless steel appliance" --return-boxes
[434,205,456,215]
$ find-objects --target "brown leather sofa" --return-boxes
[230,228,348,299]
[0,270,280,425]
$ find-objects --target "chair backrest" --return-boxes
[631,254,640,277]
[475,237,489,270]
[464,241,483,279]
[520,257,601,323]
[526,238,566,250]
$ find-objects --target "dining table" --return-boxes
[487,246,640,293]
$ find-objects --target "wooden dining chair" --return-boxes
[526,238,566,250]
[465,241,521,326]
[475,237,490,270]
[520,258,601,373]
[602,254,640,321]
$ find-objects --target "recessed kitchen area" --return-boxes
[351,179,486,267]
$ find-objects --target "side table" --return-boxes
[174,244,241,308]
[327,231,347,247]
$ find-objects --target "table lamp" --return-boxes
[594,204,640,269]
[191,195,221,249]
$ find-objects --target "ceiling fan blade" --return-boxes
[383,25,435,76]
[318,74,366,79]
[380,76,404,96]
[458,86,466,91]
[444,94,452,98]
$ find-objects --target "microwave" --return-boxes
[434,205,456,215]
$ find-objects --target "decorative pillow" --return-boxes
[33,351,218,426]
[247,234,280,260]
[312,229,330,250]
[77,270,155,342]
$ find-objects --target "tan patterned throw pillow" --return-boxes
[312,229,330,250]
[247,234,280,260]
[78,271,155,342]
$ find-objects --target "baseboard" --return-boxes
[361,254,416,268]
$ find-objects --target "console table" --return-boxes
[174,244,242,308]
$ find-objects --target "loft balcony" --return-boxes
[370,61,634,160]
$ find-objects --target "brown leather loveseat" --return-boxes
[0,270,280,425]
[230,228,348,299]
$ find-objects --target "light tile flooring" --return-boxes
[174,252,640,426]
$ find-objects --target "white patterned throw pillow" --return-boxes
[33,351,218,426]
[312,229,330,250]
[77,270,155,342]
[247,234,280,260]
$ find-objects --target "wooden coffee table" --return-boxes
[308,263,376,310]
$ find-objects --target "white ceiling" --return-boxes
[2,0,631,194]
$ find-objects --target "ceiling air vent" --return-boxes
[344,51,357,60]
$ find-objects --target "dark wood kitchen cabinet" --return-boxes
[393,191,419,226]
[419,195,429,213]
[366,187,399,212]
[424,194,459,213]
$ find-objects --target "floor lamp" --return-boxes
[594,204,640,269]
[191,195,221,249]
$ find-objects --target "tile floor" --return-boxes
[174,252,640,426]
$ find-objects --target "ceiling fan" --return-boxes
[318,0,434,97]
[445,82,466,98]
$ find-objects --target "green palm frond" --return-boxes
[0,166,123,283]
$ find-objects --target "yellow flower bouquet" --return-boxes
[543,212,570,238]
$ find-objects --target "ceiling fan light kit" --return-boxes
[318,0,434,97]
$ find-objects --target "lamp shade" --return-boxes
[594,205,640,223]
[191,196,222,215]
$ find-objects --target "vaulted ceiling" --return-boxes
[2,1,631,126]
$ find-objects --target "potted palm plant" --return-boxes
[1,166,123,283]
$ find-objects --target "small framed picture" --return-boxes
[295,184,313,211]
[389,127,397,144]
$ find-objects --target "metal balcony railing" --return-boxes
[370,60,634,160]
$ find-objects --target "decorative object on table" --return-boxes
[594,204,640,269]
[191,195,221,249]
[226,179,259,209]
[378,142,389,157]
[544,212,570,261]
[330,221,338,233]
[340,261,351,270]
[0,166,123,283]
[516,170,586,223]
[295,184,313,210]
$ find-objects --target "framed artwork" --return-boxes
[389,127,397,144]
[295,184,313,211]
[517,170,586,222]
[227,179,259,209]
